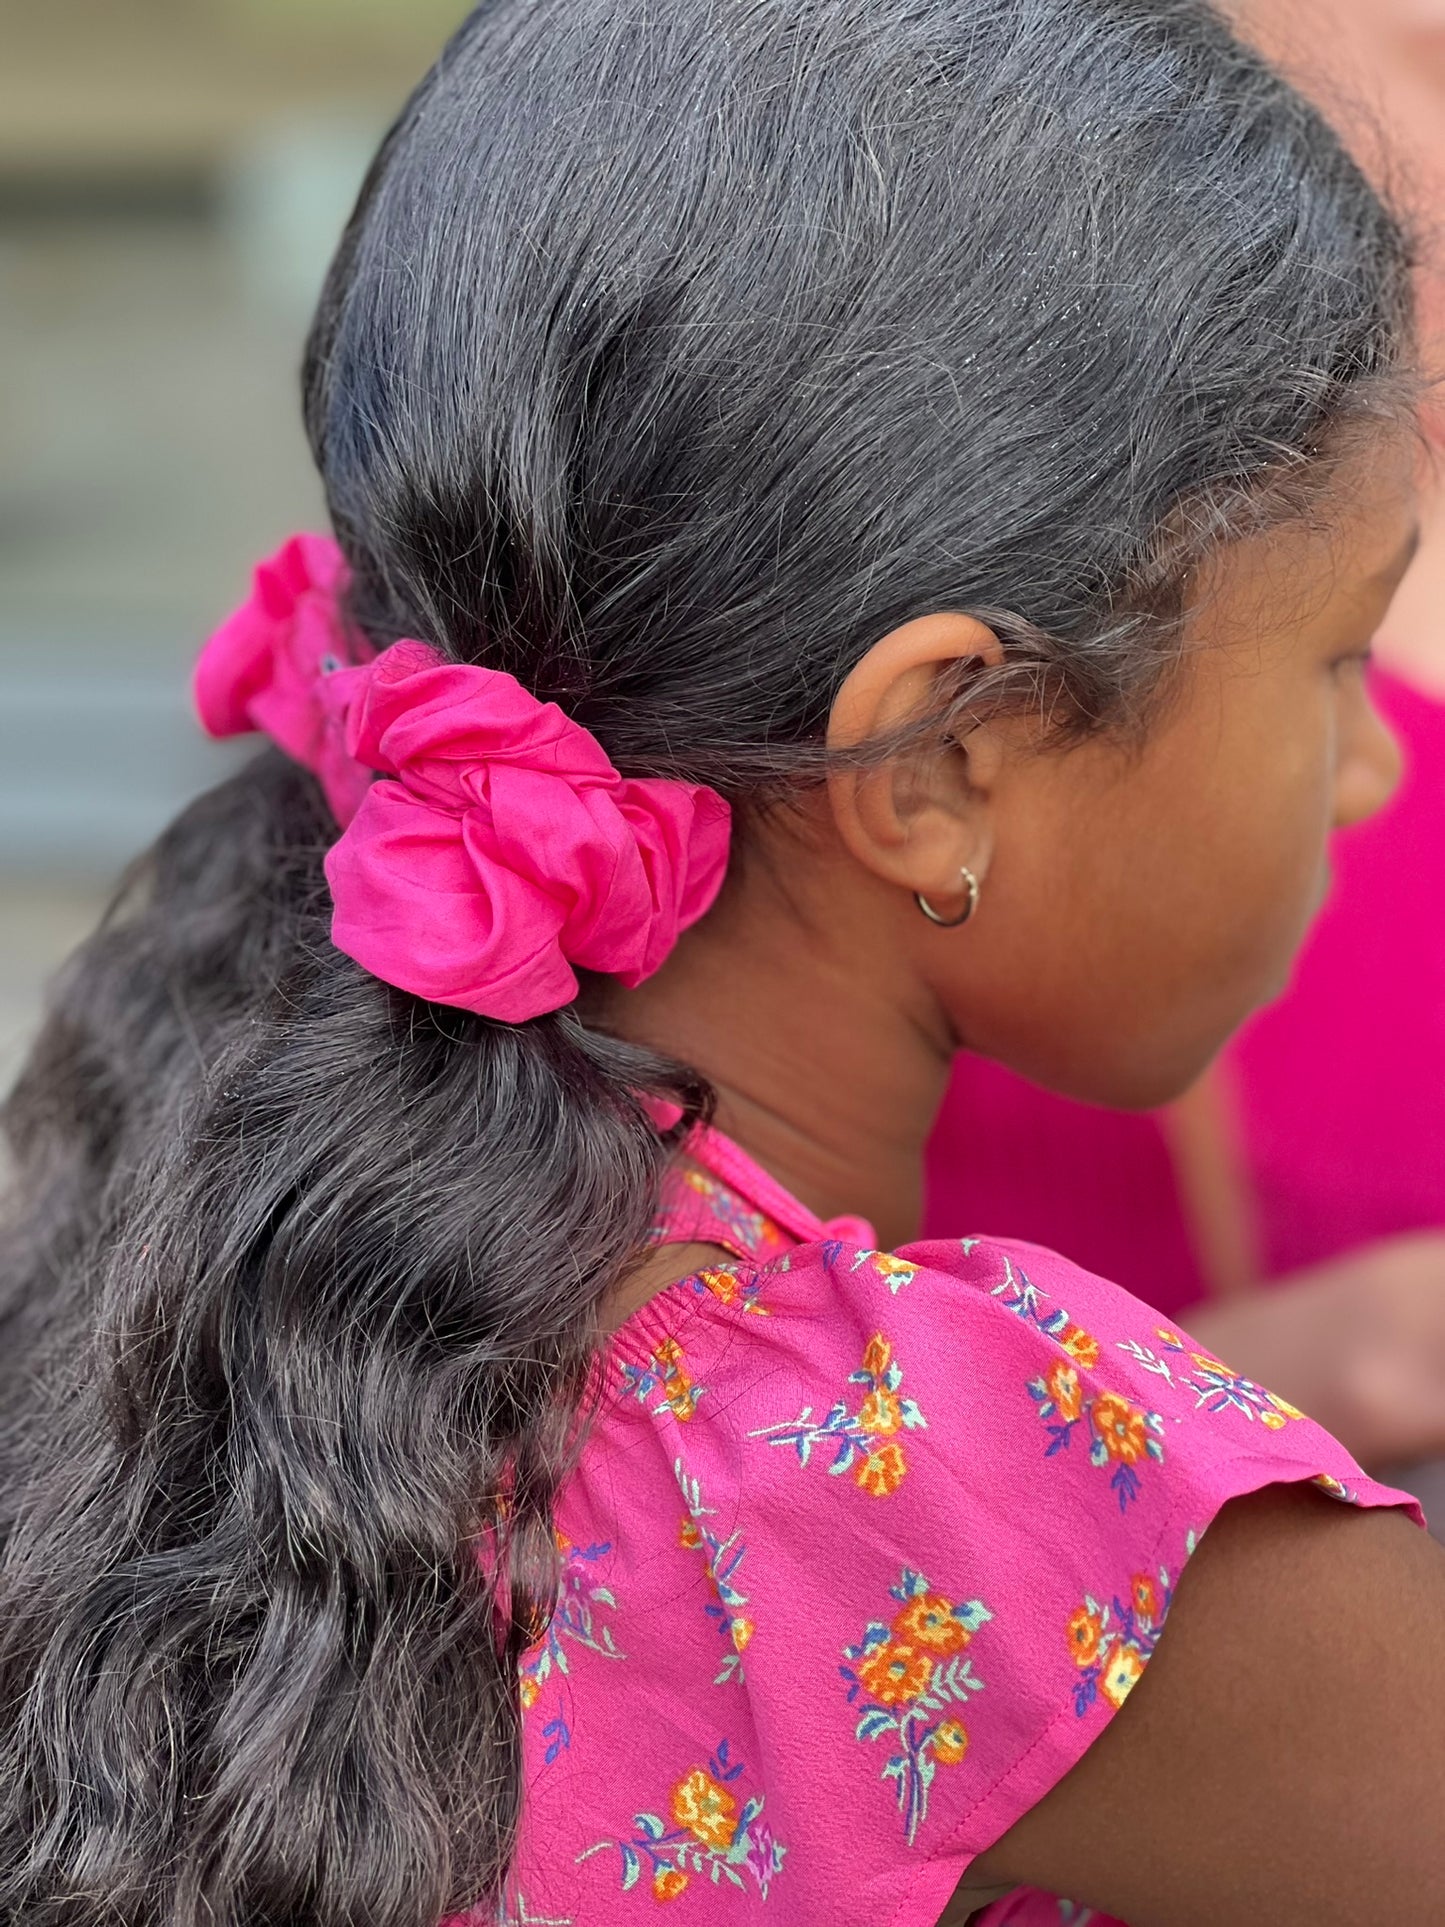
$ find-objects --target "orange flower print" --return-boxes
[1071,1563,1176,1719]
[1258,1389,1306,1431]
[849,1249,921,1295]
[1091,1392,1150,1464]
[678,1516,703,1550]
[693,1262,773,1316]
[856,1639,934,1706]
[1100,1641,1145,1708]
[519,1674,540,1712]
[1059,1324,1101,1370]
[855,1441,909,1497]
[730,1616,755,1653]
[858,1387,903,1435]
[671,1767,738,1849]
[698,1267,741,1306]
[843,1567,993,1843]
[1022,1270,1166,1509]
[892,1591,973,1654]
[863,1332,893,1377]
[1031,1357,1165,1511]
[752,1331,927,1496]
[1067,1604,1104,1669]
[622,1335,706,1421]
[1045,1359,1084,1425]
[581,1739,785,1901]
[656,1338,701,1421]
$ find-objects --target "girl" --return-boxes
[2,2,1443,1924]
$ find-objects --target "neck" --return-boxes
[601,854,953,1249]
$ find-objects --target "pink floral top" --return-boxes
[489,1127,1417,1927]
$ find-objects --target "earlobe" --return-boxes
[825,611,1004,903]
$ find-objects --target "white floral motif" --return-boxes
[674,1460,753,1684]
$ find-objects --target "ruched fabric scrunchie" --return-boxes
[195,536,733,1022]
[194,533,377,826]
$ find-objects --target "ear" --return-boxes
[825,612,1006,913]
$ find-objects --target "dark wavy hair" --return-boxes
[0,2,1418,1920]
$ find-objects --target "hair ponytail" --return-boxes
[0,747,697,1922]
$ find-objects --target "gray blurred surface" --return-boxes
[0,883,104,1089]
[0,210,330,884]
[0,15,409,1066]
[0,204,327,1068]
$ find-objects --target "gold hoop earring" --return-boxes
[916,866,981,929]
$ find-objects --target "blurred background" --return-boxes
[0,0,468,1077]
[1,0,1443,1084]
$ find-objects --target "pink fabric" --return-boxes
[327,641,732,1021]
[195,537,733,1022]
[491,1131,1417,1926]
[924,668,1445,1315]
[193,533,376,826]
[647,1111,878,1257]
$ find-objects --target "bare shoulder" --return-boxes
[967,1484,1445,1925]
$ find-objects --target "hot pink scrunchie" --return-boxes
[194,533,377,826]
[195,536,732,1022]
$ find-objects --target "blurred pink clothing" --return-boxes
[924,669,1445,1315]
